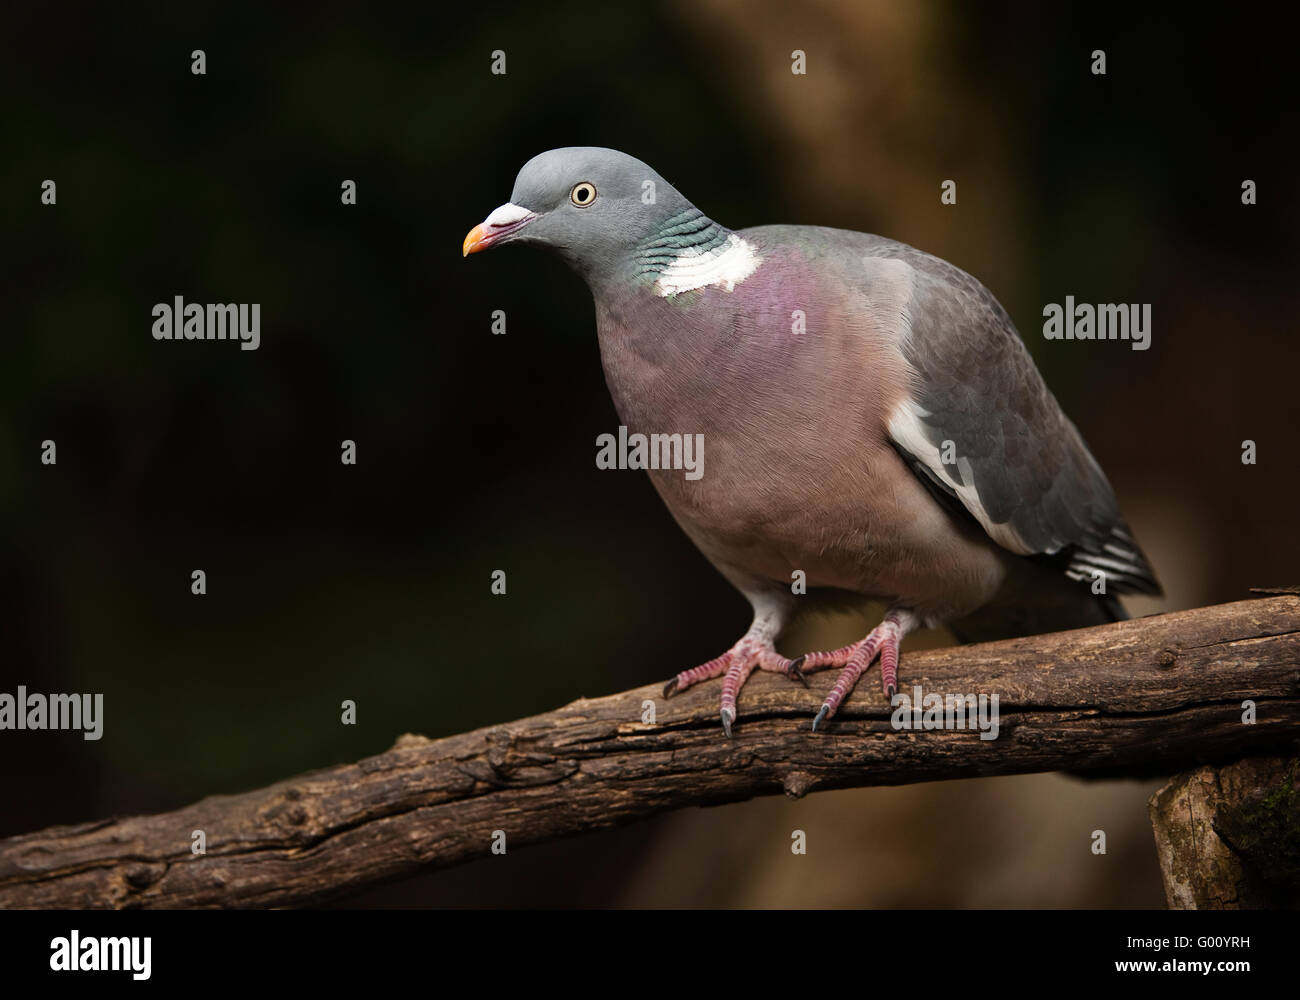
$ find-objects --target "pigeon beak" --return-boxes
[462,202,538,256]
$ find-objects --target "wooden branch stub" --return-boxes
[1,595,1298,909]
[1150,756,1300,908]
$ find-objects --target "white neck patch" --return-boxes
[654,234,761,297]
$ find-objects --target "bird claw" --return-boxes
[787,655,809,688]
[720,707,735,738]
[812,704,830,732]
[663,677,679,698]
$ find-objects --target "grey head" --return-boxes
[463,147,734,291]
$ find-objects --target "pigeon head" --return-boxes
[463,147,726,289]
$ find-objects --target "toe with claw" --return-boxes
[661,606,919,734]
[798,607,918,731]
[663,632,801,736]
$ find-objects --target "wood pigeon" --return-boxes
[464,147,1161,735]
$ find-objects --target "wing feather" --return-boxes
[874,241,1161,596]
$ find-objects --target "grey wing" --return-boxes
[873,241,1161,596]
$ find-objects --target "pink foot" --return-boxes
[795,609,917,731]
[664,636,806,737]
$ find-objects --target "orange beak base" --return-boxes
[462,224,490,256]
[462,204,538,257]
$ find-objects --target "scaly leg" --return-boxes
[663,602,805,737]
[792,607,920,731]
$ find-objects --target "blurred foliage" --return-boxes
[1,0,775,821]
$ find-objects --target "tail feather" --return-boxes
[1066,524,1162,597]
[950,561,1131,645]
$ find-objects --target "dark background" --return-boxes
[2,2,1296,906]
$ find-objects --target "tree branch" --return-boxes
[2,595,1298,908]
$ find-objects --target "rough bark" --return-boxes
[1149,755,1300,908]
[2,594,1298,909]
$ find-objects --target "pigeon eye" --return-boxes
[570,182,597,207]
